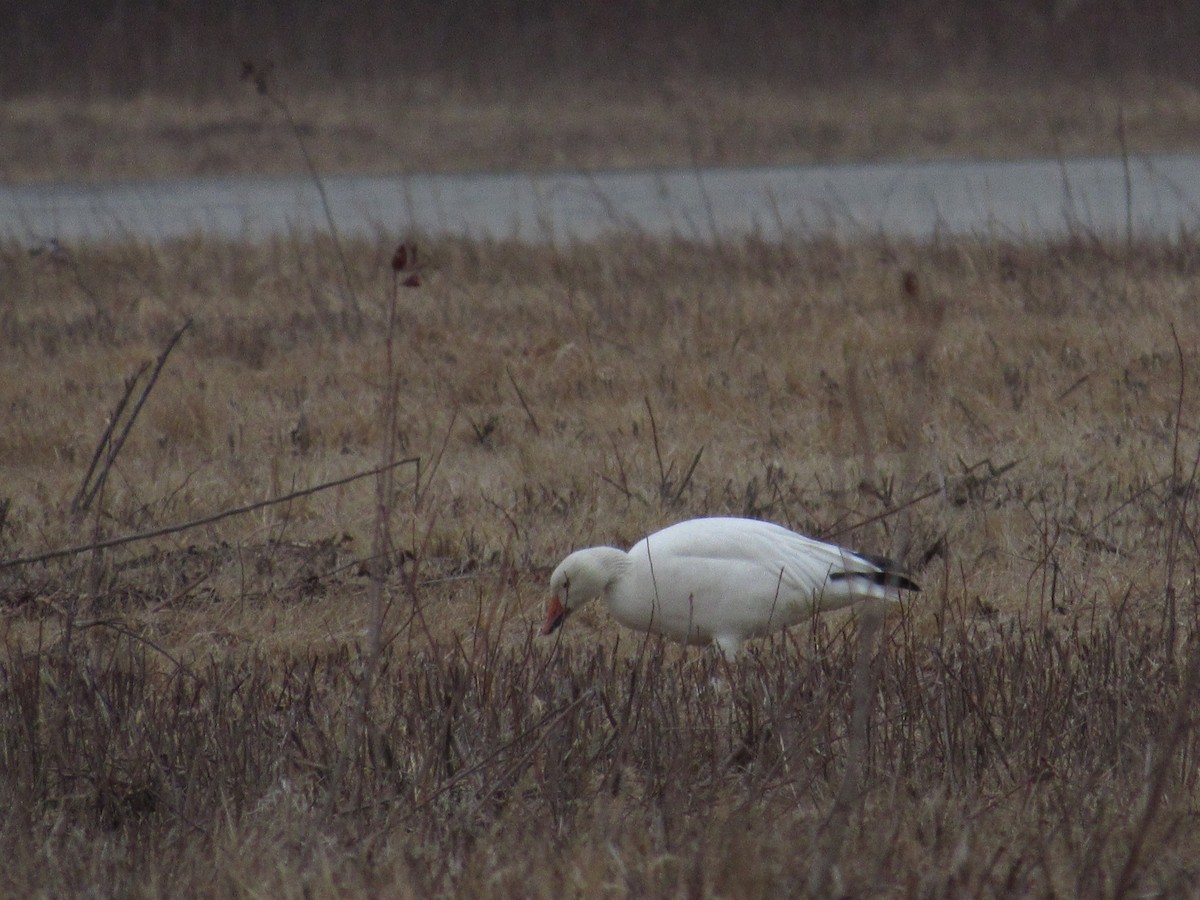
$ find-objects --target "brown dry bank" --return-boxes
[1,231,1199,894]
[5,1,1200,182]
[6,78,1200,184]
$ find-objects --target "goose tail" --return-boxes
[828,553,921,600]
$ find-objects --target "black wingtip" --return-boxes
[829,553,921,592]
[829,570,921,592]
[889,572,921,592]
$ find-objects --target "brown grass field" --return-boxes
[2,228,1200,895]
[5,1,1200,183]
[5,2,1200,895]
[7,77,1200,184]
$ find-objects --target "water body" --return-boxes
[4,154,1200,244]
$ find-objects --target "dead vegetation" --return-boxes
[9,78,1200,184]
[7,1,1200,183]
[2,231,1200,894]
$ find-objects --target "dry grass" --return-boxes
[8,1,1200,184]
[6,77,1200,184]
[2,230,1200,894]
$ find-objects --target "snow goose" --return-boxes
[542,516,918,658]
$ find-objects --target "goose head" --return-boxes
[542,547,624,636]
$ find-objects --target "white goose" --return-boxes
[542,516,918,658]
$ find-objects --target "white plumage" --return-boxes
[542,516,918,658]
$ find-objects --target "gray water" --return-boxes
[4,154,1200,244]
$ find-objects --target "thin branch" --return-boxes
[2,456,419,570]
[672,445,704,506]
[243,61,362,329]
[75,319,192,513]
[507,366,541,434]
[321,250,412,826]
[77,618,195,680]
[416,410,458,509]
[1118,106,1133,256]
[71,360,150,513]
[645,397,668,490]
[822,484,943,542]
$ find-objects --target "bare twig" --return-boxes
[645,397,670,492]
[643,396,702,506]
[416,410,458,509]
[1057,372,1092,402]
[822,483,943,542]
[507,366,541,434]
[77,618,195,679]
[1163,324,1187,665]
[71,360,150,513]
[673,445,704,506]
[1118,106,1133,256]
[844,342,878,488]
[242,61,362,329]
[321,244,419,824]
[73,320,191,513]
[2,456,419,570]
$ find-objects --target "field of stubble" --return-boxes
[1,229,1199,895]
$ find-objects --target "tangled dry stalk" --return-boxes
[2,229,1200,895]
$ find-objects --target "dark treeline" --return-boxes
[5,0,1200,98]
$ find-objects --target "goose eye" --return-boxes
[563,575,570,597]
